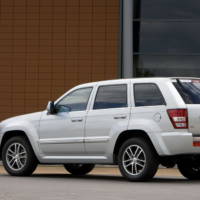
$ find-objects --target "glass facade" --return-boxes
[133,0,200,77]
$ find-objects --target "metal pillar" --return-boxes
[121,0,133,78]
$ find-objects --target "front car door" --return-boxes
[39,86,93,158]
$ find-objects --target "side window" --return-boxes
[93,84,127,109]
[56,87,92,112]
[134,83,165,107]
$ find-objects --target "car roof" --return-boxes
[76,77,169,87]
[76,77,200,88]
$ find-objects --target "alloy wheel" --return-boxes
[6,143,27,171]
[122,144,146,176]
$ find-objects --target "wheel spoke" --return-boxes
[133,146,139,157]
[136,162,144,168]
[125,162,133,168]
[16,160,20,169]
[10,159,16,167]
[131,163,134,174]
[123,159,132,163]
[19,155,27,159]
[128,147,134,157]
[18,159,23,168]
[8,157,15,163]
[125,150,132,159]
[137,158,145,163]
[135,149,142,158]
[16,144,20,154]
[7,152,14,157]
[19,151,26,155]
[14,143,17,154]
[8,148,15,155]
[134,163,138,174]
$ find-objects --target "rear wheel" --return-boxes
[178,159,200,180]
[64,164,95,175]
[2,136,38,176]
[118,138,159,181]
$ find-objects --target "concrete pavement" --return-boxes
[0,166,199,200]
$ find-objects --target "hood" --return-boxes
[1,111,43,126]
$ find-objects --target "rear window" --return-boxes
[173,79,200,104]
[134,83,166,107]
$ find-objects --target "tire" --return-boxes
[2,136,38,176]
[178,159,200,180]
[118,137,159,181]
[64,164,95,175]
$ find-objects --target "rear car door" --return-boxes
[85,82,131,156]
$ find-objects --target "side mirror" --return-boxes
[47,101,56,114]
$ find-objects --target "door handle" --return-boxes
[113,115,127,120]
[71,118,83,122]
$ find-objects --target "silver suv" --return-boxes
[1,77,200,181]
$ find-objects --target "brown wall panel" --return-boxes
[0,0,119,120]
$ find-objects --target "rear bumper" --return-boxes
[155,131,200,156]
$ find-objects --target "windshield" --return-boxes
[173,79,200,104]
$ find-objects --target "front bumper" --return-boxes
[155,132,200,156]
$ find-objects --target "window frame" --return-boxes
[55,86,93,112]
[92,84,128,110]
[140,0,200,20]
[133,83,166,107]
[135,21,200,55]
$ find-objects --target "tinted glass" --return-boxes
[132,0,200,78]
[93,85,127,109]
[134,55,200,77]
[134,84,165,106]
[173,80,200,104]
[141,0,200,19]
[138,22,200,54]
[56,87,92,112]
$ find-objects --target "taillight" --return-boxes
[167,109,188,129]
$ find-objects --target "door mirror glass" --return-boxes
[47,101,56,114]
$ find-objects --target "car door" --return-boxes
[39,86,93,157]
[85,82,131,156]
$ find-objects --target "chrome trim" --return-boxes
[84,136,111,143]
[39,136,110,144]
[43,156,107,160]
[39,137,83,144]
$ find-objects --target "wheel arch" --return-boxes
[0,130,39,162]
[113,129,158,163]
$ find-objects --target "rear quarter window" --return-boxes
[134,83,166,107]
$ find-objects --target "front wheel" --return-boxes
[64,164,95,175]
[178,159,200,180]
[118,138,159,181]
[2,136,38,176]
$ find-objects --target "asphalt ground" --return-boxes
[0,166,199,200]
